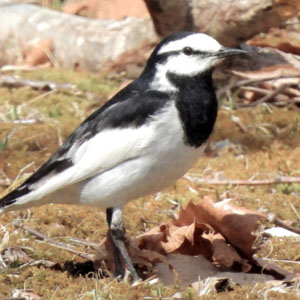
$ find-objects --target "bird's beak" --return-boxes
[215,47,247,58]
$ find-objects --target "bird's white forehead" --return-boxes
[158,33,222,55]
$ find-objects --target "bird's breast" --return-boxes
[77,101,207,207]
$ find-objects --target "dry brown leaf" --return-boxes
[154,254,218,286]
[92,198,296,286]
[214,272,275,285]
[162,222,195,252]
[95,230,167,274]
[161,222,212,258]
[135,225,167,254]
[136,222,213,258]
[93,235,115,273]
[175,197,265,257]
[252,256,297,280]
[203,232,242,268]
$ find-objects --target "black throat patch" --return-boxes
[167,70,218,148]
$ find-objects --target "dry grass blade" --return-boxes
[185,175,300,185]
[54,237,99,249]
[267,214,300,235]
[13,221,94,261]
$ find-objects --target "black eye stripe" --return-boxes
[182,48,212,57]
[155,49,213,63]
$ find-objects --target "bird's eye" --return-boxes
[183,47,193,56]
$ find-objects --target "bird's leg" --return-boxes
[106,207,123,277]
[106,206,139,282]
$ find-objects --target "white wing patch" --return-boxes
[16,125,152,204]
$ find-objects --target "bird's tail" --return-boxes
[0,184,31,212]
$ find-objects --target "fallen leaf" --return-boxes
[154,254,218,286]
[94,230,167,275]
[214,271,275,285]
[252,256,297,280]
[91,198,297,289]
[136,224,167,255]
[203,232,243,268]
[175,197,265,257]
[161,222,212,258]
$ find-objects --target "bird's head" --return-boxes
[143,32,246,92]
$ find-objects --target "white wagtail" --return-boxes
[0,32,246,281]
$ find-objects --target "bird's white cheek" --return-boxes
[167,55,218,76]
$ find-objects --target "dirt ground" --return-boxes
[0,69,299,299]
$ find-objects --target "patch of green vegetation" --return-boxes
[17,68,118,95]
[0,136,8,153]
[5,104,19,120]
[275,183,300,195]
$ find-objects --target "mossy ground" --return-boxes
[0,68,299,299]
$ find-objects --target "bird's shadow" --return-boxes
[50,260,104,278]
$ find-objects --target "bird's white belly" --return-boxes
[78,142,205,208]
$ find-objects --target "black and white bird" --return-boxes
[0,32,246,281]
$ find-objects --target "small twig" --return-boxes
[267,213,300,235]
[8,118,39,125]
[184,175,300,186]
[217,74,300,98]
[247,84,287,107]
[0,75,76,91]
[231,115,248,133]
[262,258,300,265]
[16,89,58,117]
[239,86,269,95]
[288,200,300,221]
[54,236,99,249]
[13,221,94,261]
[1,65,39,72]
[12,161,35,184]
